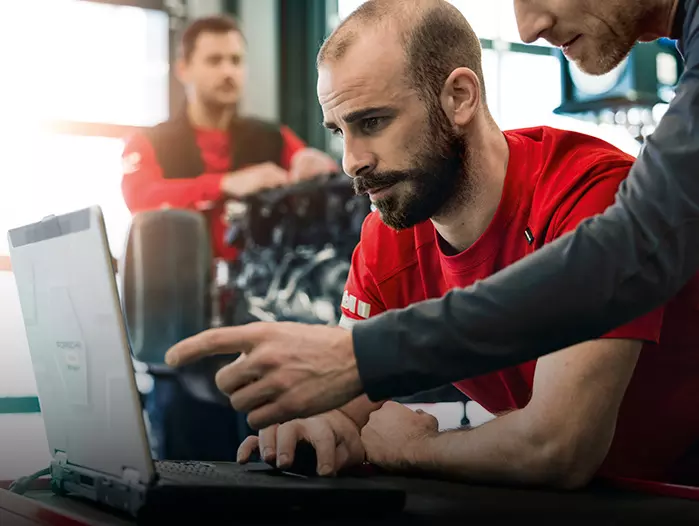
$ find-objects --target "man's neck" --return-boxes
[187,99,236,130]
[431,119,510,254]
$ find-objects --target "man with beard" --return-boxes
[165,0,699,435]
[121,14,338,461]
[217,0,699,488]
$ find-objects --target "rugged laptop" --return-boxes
[7,206,405,522]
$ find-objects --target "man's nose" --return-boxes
[342,139,375,178]
[222,59,239,77]
[514,1,554,44]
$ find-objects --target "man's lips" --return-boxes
[561,35,582,51]
[366,183,397,200]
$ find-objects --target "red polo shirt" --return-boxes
[121,125,306,261]
[341,127,699,484]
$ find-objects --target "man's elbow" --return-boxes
[548,461,598,491]
[533,438,604,490]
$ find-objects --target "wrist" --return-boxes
[404,431,441,471]
[329,408,361,433]
[221,172,255,199]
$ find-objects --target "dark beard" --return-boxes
[353,112,469,230]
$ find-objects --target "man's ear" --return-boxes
[440,67,481,127]
[175,57,190,86]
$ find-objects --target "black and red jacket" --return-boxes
[121,110,306,260]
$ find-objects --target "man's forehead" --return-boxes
[195,31,245,55]
[317,36,406,107]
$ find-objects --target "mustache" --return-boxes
[353,170,410,195]
[218,79,237,90]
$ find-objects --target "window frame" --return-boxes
[81,0,165,9]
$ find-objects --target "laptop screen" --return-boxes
[7,206,153,483]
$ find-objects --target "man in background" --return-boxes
[121,14,338,461]
[122,14,337,262]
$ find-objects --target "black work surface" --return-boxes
[5,475,699,526]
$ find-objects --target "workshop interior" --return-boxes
[0,0,692,522]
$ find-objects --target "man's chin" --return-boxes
[571,41,633,76]
[209,96,240,109]
[375,206,407,231]
[571,55,615,76]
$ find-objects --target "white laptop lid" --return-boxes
[7,206,154,483]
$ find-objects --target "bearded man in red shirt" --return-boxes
[229,0,699,487]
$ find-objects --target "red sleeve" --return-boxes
[121,132,224,213]
[340,220,386,328]
[279,125,307,171]
[548,162,665,344]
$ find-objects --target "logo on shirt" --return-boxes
[341,290,371,319]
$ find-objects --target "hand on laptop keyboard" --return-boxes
[237,410,365,477]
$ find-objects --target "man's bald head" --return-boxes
[318,0,486,105]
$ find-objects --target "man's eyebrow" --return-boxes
[322,106,394,129]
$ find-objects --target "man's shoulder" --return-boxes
[507,125,635,166]
[508,126,635,207]
[123,129,153,155]
[356,211,431,284]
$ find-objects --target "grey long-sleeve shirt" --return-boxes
[352,0,699,402]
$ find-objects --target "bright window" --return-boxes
[0,0,170,258]
[481,49,501,122]
[337,0,372,20]
[447,0,499,40]
[0,0,169,128]
[497,51,561,130]
[0,132,131,400]
[0,133,131,258]
[0,2,169,405]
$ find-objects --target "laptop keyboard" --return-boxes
[155,460,309,485]
[156,461,218,477]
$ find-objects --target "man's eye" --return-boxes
[361,117,383,134]
[330,128,343,137]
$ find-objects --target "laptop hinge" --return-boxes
[50,450,70,490]
[53,450,68,467]
[122,467,142,485]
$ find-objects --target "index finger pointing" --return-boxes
[165,323,268,367]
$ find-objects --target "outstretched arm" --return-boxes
[164,21,699,428]
[353,53,699,400]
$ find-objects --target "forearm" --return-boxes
[353,75,699,401]
[407,410,583,489]
[122,172,224,211]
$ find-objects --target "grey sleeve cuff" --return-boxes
[351,313,406,402]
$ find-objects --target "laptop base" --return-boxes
[52,461,406,520]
